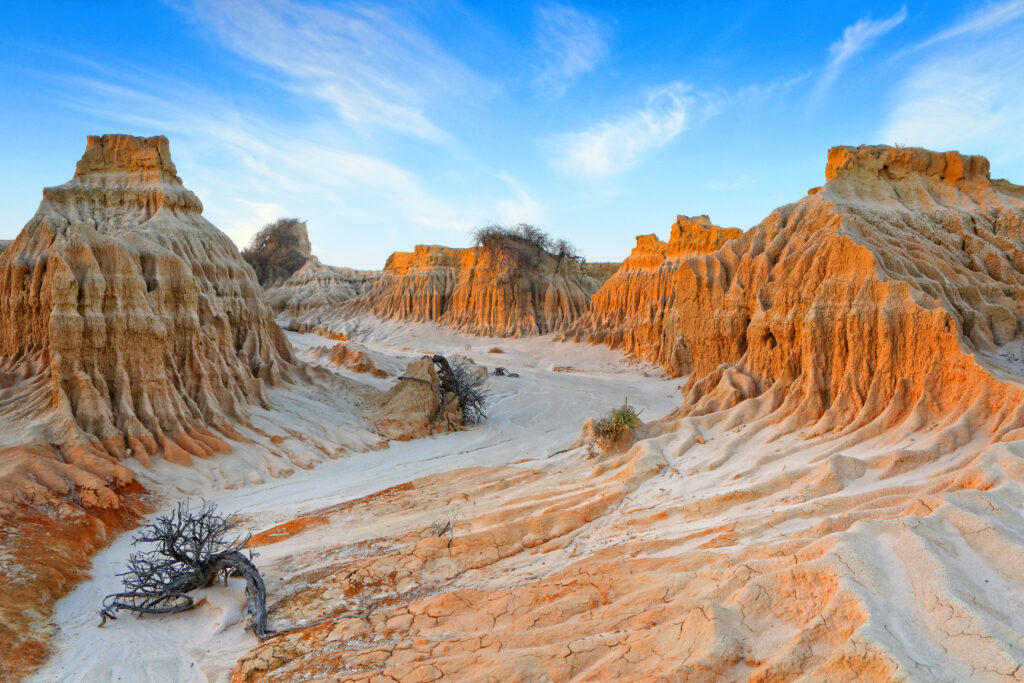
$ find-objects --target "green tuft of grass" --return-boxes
[592,399,639,451]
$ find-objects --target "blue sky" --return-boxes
[3,1,1024,268]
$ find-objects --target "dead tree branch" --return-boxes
[100,501,271,639]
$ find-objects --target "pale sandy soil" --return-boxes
[31,320,681,683]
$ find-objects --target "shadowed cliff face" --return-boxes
[242,218,313,288]
[349,240,615,336]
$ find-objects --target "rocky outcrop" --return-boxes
[371,358,460,440]
[565,215,741,364]
[674,146,1024,441]
[309,341,387,378]
[349,242,611,336]
[0,134,300,679]
[242,218,312,287]
[265,256,379,315]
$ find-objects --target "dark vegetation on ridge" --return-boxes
[242,218,312,287]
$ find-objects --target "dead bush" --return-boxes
[99,501,270,638]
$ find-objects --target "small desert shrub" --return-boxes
[488,347,504,353]
[429,507,461,546]
[593,399,639,452]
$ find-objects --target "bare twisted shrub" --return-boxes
[100,501,270,639]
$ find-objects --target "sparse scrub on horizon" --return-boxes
[471,223,583,274]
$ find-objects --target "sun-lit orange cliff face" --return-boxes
[669,146,1024,439]
[572,146,1024,439]
[349,240,615,336]
[566,214,742,367]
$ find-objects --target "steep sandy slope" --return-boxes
[344,241,617,336]
[222,147,1024,682]
[266,256,379,316]
[668,146,1024,445]
[566,214,742,368]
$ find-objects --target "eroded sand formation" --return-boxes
[0,134,300,476]
[222,147,1024,681]
[565,214,742,368]
[342,242,618,336]
[266,256,380,316]
[0,135,378,680]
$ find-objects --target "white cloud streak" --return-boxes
[182,0,489,142]
[915,0,1024,50]
[814,7,906,99]
[553,82,693,178]
[533,3,612,96]
[880,23,1024,159]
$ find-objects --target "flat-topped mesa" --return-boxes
[824,144,990,184]
[385,244,463,274]
[564,214,742,367]
[43,134,203,216]
[0,134,299,488]
[349,239,604,336]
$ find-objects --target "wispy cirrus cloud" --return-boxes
[179,0,490,142]
[53,66,490,265]
[812,7,906,101]
[912,0,1024,50]
[494,172,546,226]
[880,3,1024,158]
[553,82,697,178]
[533,3,613,97]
